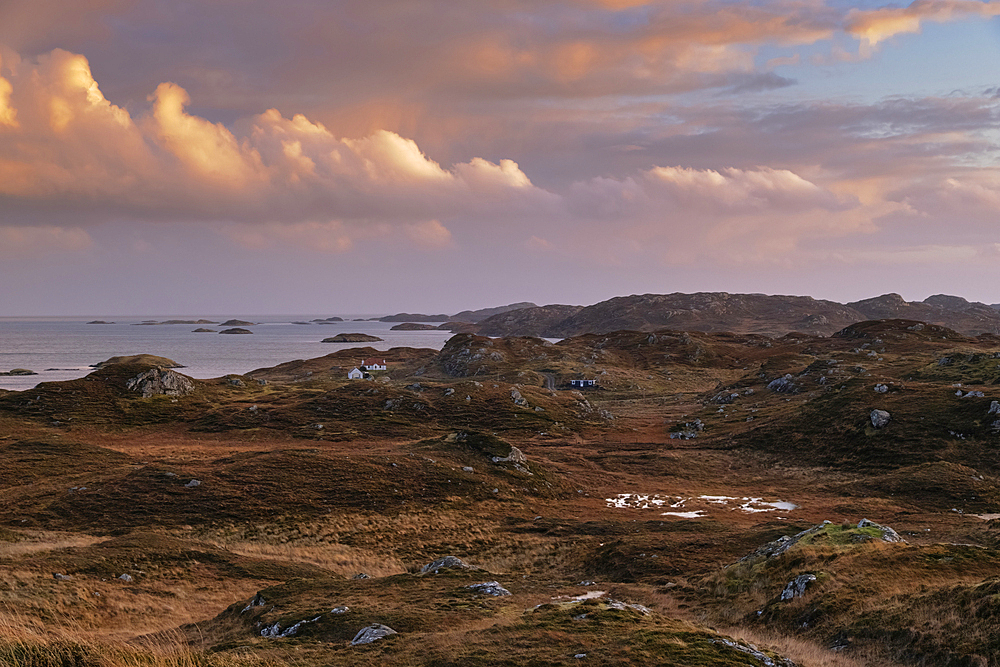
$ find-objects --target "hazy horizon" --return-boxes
[3,288,1000,319]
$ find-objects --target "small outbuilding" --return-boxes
[348,367,365,380]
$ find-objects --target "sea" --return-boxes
[0,316,456,391]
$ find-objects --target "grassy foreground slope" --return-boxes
[0,320,999,665]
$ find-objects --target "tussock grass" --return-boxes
[0,617,280,666]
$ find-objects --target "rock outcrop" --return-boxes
[351,624,397,645]
[421,556,474,574]
[125,368,195,398]
[467,581,511,597]
[780,574,816,601]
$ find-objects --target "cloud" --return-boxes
[847,0,1000,52]
[0,225,93,257]
[558,163,878,265]
[0,48,555,230]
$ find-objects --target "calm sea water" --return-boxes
[0,316,456,391]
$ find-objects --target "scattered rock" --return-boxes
[467,581,511,597]
[118,573,133,582]
[712,392,740,404]
[870,409,891,429]
[462,466,474,473]
[492,446,527,465]
[989,401,1000,415]
[780,574,816,601]
[511,389,528,406]
[53,573,71,581]
[225,375,245,387]
[351,624,397,645]
[351,573,371,580]
[962,390,985,398]
[185,479,201,488]
[126,368,195,398]
[670,419,704,440]
[874,384,888,393]
[444,388,455,397]
[421,555,474,574]
[331,605,350,614]
[713,639,796,667]
[262,616,321,638]
[604,600,652,615]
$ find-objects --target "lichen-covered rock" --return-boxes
[351,624,397,645]
[870,409,891,429]
[780,574,816,601]
[126,368,195,398]
[858,518,905,543]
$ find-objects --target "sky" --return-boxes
[2,0,1000,316]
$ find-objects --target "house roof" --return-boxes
[362,359,386,365]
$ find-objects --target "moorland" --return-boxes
[2,314,1000,666]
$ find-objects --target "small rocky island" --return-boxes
[220,319,256,327]
[321,333,384,343]
[133,319,218,326]
[0,368,37,376]
[219,328,253,335]
[390,322,439,331]
[90,354,184,369]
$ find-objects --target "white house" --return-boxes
[347,367,364,380]
[361,359,387,371]
[570,379,596,388]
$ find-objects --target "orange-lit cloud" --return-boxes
[0,49,553,230]
[847,0,1000,51]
